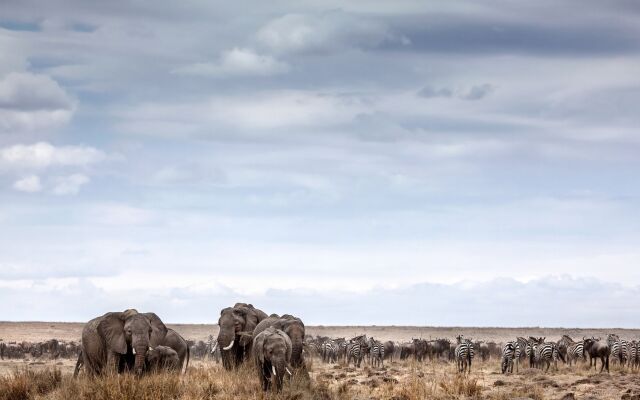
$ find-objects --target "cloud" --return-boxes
[0,142,106,169]
[51,173,89,195]
[174,48,289,77]
[12,174,42,192]
[0,72,74,133]
[2,275,640,326]
[462,83,494,100]
[417,84,493,100]
[256,12,408,54]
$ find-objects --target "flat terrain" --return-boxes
[2,322,640,399]
[3,321,639,342]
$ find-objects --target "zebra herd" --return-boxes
[306,335,390,368]
[305,333,640,375]
[500,334,640,374]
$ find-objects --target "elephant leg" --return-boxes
[107,351,121,374]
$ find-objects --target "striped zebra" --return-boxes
[556,335,574,364]
[368,338,385,368]
[566,340,585,366]
[501,341,516,374]
[607,334,629,367]
[346,335,367,368]
[629,341,640,371]
[322,340,339,363]
[532,338,560,372]
[337,338,348,362]
[515,337,533,372]
[454,335,474,374]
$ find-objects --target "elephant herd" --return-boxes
[73,309,190,377]
[71,304,304,392]
[215,303,306,391]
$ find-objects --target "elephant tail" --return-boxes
[184,345,190,374]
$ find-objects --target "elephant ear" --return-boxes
[278,330,293,361]
[253,332,266,365]
[97,312,127,354]
[142,313,168,347]
[236,306,261,333]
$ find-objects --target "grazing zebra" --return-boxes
[454,335,474,374]
[515,337,533,372]
[501,341,516,374]
[368,338,385,368]
[346,335,367,368]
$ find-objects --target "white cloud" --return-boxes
[0,72,75,134]
[117,91,369,136]
[51,173,89,195]
[0,142,106,169]
[174,48,289,77]
[12,174,42,192]
[256,12,408,54]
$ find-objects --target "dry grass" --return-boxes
[3,359,640,400]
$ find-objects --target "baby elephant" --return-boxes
[145,345,180,373]
[253,327,293,391]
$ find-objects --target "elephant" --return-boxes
[253,314,305,369]
[145,345,181,373]
[217,303,268,370]
[253,327,292,392]
[79,309,168,376]
[161,328,190,373]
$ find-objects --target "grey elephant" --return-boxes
[79,309,168,376]
[145,345,180,373]
[161,328,190,373]
[217,303,268,370]
[253,314,305,369]
[253,327,292,392]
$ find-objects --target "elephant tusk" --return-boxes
[212,343,218,353]
[132,347,136,355]
[149,347,153,351]
[222,340,234,351]
[286,367,292,376]
[272,365,277,376]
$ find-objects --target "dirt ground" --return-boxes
[2,322,640,399]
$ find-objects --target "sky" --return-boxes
[1,0,640,326]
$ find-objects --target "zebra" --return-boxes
[501,341,516,374]
[515,337,533,372]
[368,337,385,368]
[566,340,585,366]
[346,335,367,368]
[454,335,474,374]
[607,334,629,367]
[532,338,561,372]
[556,335,575,364]
[629,340,640,371]
[321,340,339,363]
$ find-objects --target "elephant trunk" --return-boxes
[274,360,286,391]
[218,327,236,370]
[291,338,304,368]
[133,348,146,374]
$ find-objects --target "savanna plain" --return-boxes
[1,322,639,400]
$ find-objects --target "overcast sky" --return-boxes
[1,1,639,326]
